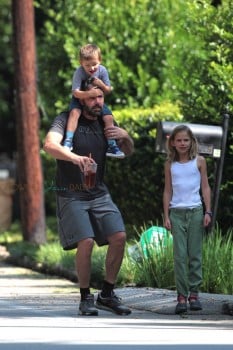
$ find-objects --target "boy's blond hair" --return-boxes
[79,44,102,61]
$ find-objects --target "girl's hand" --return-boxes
[164,218,172,231]
[203,212,212,227]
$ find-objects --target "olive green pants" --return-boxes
[170,206,204,298]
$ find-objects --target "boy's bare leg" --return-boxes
[63,108,81,150]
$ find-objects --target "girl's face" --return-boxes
[171,131,191,155]
[81,55,101,76]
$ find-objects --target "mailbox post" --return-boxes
[155,115,229,232]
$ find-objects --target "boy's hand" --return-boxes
[92,77,104,88]
[87,89,101,98]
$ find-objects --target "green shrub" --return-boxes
[1,220,232,294]
[202,226,233,294]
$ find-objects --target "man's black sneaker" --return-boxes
[79,294,98,316]
[96,291,131,315]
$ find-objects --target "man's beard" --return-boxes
[83,104,102,118]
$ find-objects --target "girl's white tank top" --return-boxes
[170,158,202,209]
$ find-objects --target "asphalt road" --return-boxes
[0,261,232,350]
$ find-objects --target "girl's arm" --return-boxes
[198,156,212,227]
[163,161,172,230]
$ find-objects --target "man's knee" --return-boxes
[108,231,126,246]
[77,238,95,252]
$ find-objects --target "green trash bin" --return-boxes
[140,226,172,258]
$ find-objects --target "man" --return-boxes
[43,82,134,316]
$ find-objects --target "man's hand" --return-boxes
[87,89,101,98]
[71,154,95,172]
[105,126,134,156]
[104,126,127,140]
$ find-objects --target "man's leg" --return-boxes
[105,231,126,283]
[76,238,94,287]
[76,238,98,316]
[96,231,131,315]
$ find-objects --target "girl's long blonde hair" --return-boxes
[166,124,198,162]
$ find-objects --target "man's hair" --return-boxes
[79,44,102,61]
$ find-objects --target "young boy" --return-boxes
[63,43,125,158]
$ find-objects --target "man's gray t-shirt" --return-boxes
[49,111,109,200]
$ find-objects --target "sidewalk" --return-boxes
[0,256,232,323]
[117,286,233,320]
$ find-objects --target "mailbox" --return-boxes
[155,121,223,158]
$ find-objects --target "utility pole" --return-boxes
[12,0,46,244]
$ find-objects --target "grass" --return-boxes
[202,226,233,294]
[0,219,232,295]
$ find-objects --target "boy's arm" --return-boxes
[91,77,112,94]
[72,67,103,99]
[72,88,101,99]
[92,66,112,94]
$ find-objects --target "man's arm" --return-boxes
[43,131,94,172]
[104,126,134,156]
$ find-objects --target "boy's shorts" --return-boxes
[56,194,125,250]
[69,96,112,115]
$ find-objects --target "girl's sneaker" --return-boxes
[175,294,187,314]
[188,293,202,311]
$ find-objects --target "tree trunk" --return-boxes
[12,0,46,244]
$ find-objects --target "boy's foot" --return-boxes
[175,294,187,314]
[106,145,125,159]
[79,294,98,316]
[96,291,131,315]
[188,293,202,311]
[63,138,73,151]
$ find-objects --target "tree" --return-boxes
[12,0,46,244]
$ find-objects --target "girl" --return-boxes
[163,125,212,314]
